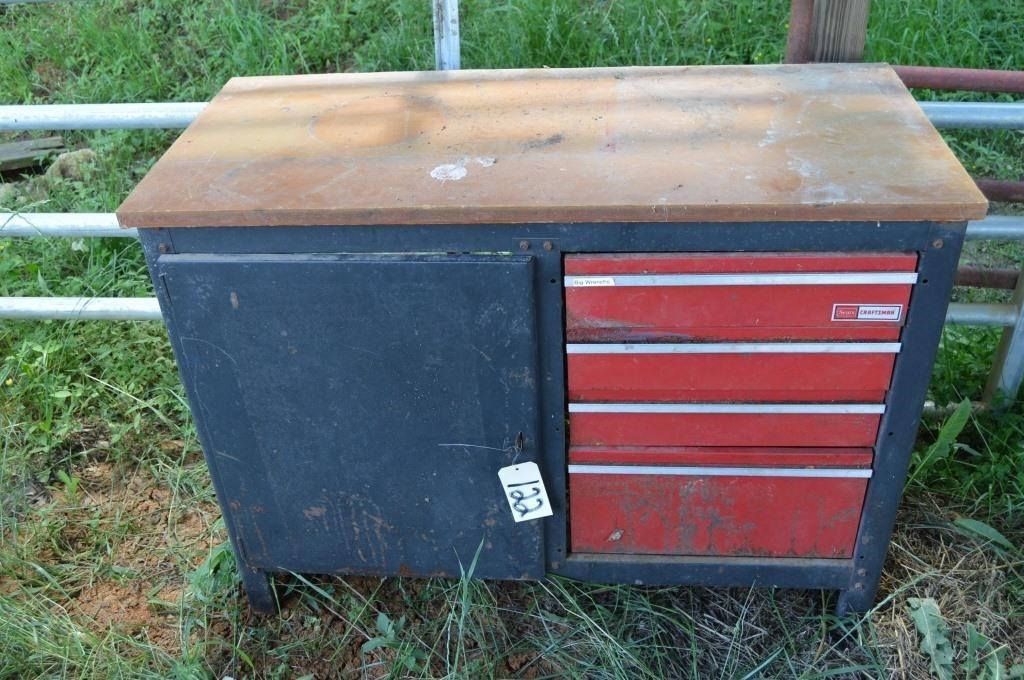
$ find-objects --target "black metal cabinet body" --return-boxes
[141,220,964,615]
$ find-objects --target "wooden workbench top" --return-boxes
[117,63,987,228]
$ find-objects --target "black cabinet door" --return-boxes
[156,253,546,579]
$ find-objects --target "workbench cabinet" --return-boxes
[120,64,986,615]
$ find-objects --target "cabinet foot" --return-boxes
[834,588,871,617]
[240,566,278,614]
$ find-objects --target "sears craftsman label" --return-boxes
[831,303,903,322]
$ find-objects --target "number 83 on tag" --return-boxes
[498,462,553,522]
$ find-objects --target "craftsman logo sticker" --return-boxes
[567,276,616,287]
[831,303,903,322]
[498,462,554,523]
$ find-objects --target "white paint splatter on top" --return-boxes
[429,156,497,182]
[758,128,778,148]
[430,164,468,182]
[789,157,816,178]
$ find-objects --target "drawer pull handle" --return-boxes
[566,342,901,354]
[564,272,918,287]
[567,464,873,478]
[568,403,885,414]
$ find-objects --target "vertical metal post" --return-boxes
[785,0,815,63]
[984,271,1024,403]
[432,0,461,70]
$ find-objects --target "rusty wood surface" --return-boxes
[0,136,65,172]
[117,64,987,228]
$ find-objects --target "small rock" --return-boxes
[45,148,97,182]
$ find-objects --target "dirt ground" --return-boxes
[51,458,220,654]
[5,440,1022,678]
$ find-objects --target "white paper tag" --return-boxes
[498,462,553,523]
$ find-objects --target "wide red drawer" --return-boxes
[567,342,899,402]
[564,252,917,342]
[568,451,870,557]
[568,403,884,447]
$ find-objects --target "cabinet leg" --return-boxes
[240,565,278,614]
[834,587,871,617]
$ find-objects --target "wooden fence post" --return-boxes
[787,0,871,63]
[810,0,871,62]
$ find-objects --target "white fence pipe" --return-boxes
[1,212,1018,243]
[946,303,1018,327]
[0,101,1019,132]
[0,297,161,320]
[919,101,1024,130]
[965,215,1024,241]
[984,273,1024,401]
[0,103,206,131]
[431,0,461,70]
[2,94,1023,398]
[0,212,134,238]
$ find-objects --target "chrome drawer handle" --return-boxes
[565,272,918,287]
[568,403,885,414]
[568,464,872,478]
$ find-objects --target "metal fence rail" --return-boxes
[963,215,1024,241]
[0,297,161,320]
[919,102,1024,130]
[1,91,1023,401]
[946,302,1018,326]
[431,0,461,70]
[4,212,1022,242]
[1,99,1020,133]
[1,212,134,238]
[0,103,206,131]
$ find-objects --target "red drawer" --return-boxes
[567,342,899,402]
[568,456,870,558]
[568,403,884,447]
[564,252,917,342]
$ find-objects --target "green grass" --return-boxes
[1,0,1023,677]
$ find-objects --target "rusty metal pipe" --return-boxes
[955,266,1020,290]
[921,400,985,419]
[894,66,1024,94]
[785,0,814,64]
[975,179,1024,203]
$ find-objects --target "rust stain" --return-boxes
[522,132,565,150]
[308,94,444,150]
